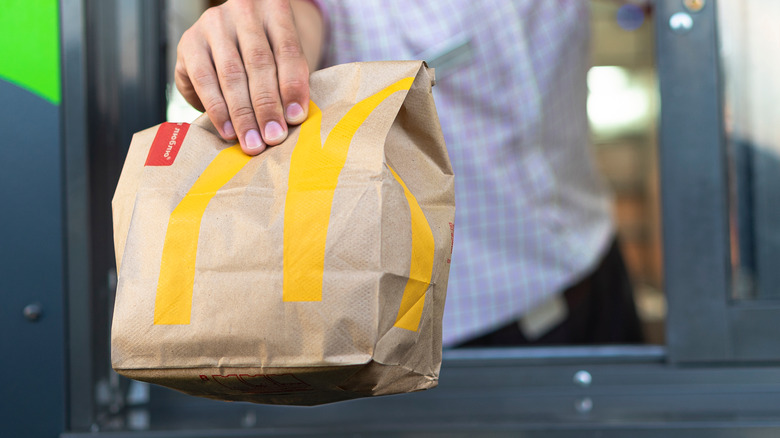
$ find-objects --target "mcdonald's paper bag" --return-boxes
[111,61,455,405]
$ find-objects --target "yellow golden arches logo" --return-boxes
[154,76,435,331]
[154,145,251,325]
[283,77,415,303]
[387,164,435,331]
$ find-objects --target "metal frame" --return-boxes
[61,0,94,431]
[56,0,780,435]
[62,346,780,436]
[62,0,168,431]
[656,0,732,362]
[657,0,780,363]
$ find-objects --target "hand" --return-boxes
[175,0,323,155]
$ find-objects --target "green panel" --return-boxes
[0,0,61,104]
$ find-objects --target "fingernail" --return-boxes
[245,129,265,150]
[264,121,285,142]
[286,103,305,123]
[222,121,235,138]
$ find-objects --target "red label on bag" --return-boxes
[145,122,190,166]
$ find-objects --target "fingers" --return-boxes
[266,2,310,125]
[209,19,268,154]
[235,0,310,150]
[174,0,313,156]
[234,13,286,150]
[175,35,236,141]
[174,58,205,113]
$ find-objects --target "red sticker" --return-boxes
[145,122,190,166]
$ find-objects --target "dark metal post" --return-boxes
[61,0,94,431]
[656,0,731,362]
[63,0,167,431]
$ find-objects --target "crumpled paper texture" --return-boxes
[111,61,455,405]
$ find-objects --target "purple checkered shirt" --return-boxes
[312,0,614,346]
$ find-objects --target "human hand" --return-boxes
[175,0,323,155]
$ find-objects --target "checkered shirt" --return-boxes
[312,0,614,346]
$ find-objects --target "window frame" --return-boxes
[55,0,780,435]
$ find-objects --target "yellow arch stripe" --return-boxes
[283,77,415,302]
[387,165,436,332]
[154,145,251,325]
[153,77,418,324]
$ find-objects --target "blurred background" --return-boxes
[165,0,668,344]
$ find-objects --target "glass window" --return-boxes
[719,0,780,300]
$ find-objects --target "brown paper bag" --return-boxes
[111,61,455,405]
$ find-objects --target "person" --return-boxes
[175,0,644,347]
